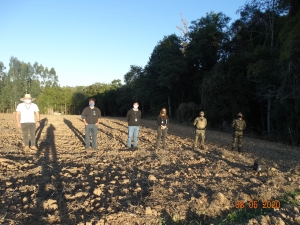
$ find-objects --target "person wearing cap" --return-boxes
[155,108,168,149]
[15,94,40,151]
[232,112,246,152]
[193,111,207,150]
[81,98,101,150]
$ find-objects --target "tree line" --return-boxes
[1,0,299,144]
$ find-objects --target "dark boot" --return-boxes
[201,145,205,150]
[238,147,242,153]
[232,146,235,151]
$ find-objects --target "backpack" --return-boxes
[253,162,267,172]
[245,162,267,172]
[196,117,206,129]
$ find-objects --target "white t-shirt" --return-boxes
[16,102,39,123]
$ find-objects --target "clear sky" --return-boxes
[0,0,246,87]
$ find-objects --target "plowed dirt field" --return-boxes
[1,114,300,225]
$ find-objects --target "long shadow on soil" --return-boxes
[98,127,126,147]
[0,124,72,224]
[63,118,85,146]
[34,124,71,224]
[109,119,127,128]
[101,121,128,135]
[35,117,48,144]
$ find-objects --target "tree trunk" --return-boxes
[267,95,271,134]
[168,95,171,117]
[270,0,275,48]
[201,82,204,107]
[261,106,265,134]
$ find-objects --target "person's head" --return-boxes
[89,98,95,107]
[133,101,139,109]
[20,93,35,104]
[237,112,243,119]
[160,108,167,118]
[199,111,205,117]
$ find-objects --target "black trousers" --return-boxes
[156,127,167,148]
[21,123,36,146]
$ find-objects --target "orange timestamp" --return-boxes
[235,200,281,209]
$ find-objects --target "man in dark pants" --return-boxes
[81,98,101,149]
[232,112,246,153]
[16,94,40,151]
[126,101,141,150]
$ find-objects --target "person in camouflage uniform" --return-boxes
[193,111,207,150]
[232,112,246,152]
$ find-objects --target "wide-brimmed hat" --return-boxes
[20,94,35,101]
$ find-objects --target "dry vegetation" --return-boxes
[0,114,300,225]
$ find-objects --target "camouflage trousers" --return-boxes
[194,129,205,147]
[232,131,243,148]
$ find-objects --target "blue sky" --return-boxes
[1,0,247,87]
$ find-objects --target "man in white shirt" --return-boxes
[16,94,40,151]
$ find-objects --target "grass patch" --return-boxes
[165,190,300,225]
[278,189,300,207]
[218,207,273,225]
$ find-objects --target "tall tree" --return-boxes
[144,34,187,115]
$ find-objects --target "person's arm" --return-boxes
[193,118,198,126]
[232,120,236,128]
[35,111,40,128]
[96,109,101,125]
[161,116,167,129]
[157,116,160,126]
[205,118,207,127]
[83,118,88,125]
[16,111,21,129]
[81,108,88,125]
[126,110,130,121]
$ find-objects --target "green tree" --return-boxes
[143,34,187,115]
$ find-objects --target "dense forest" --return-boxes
[0,0,299,144]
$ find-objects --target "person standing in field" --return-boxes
[16,94,40,151]
[126,101,141,150]
[232,112,246,153]
[155,108,168,149]
[81,98,101,150]
[193,111,207,150]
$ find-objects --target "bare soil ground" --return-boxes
[0,114,300,225]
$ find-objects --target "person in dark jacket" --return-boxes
[126,101,141,150]
[81,98,101,149]
[155,108,168,149]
